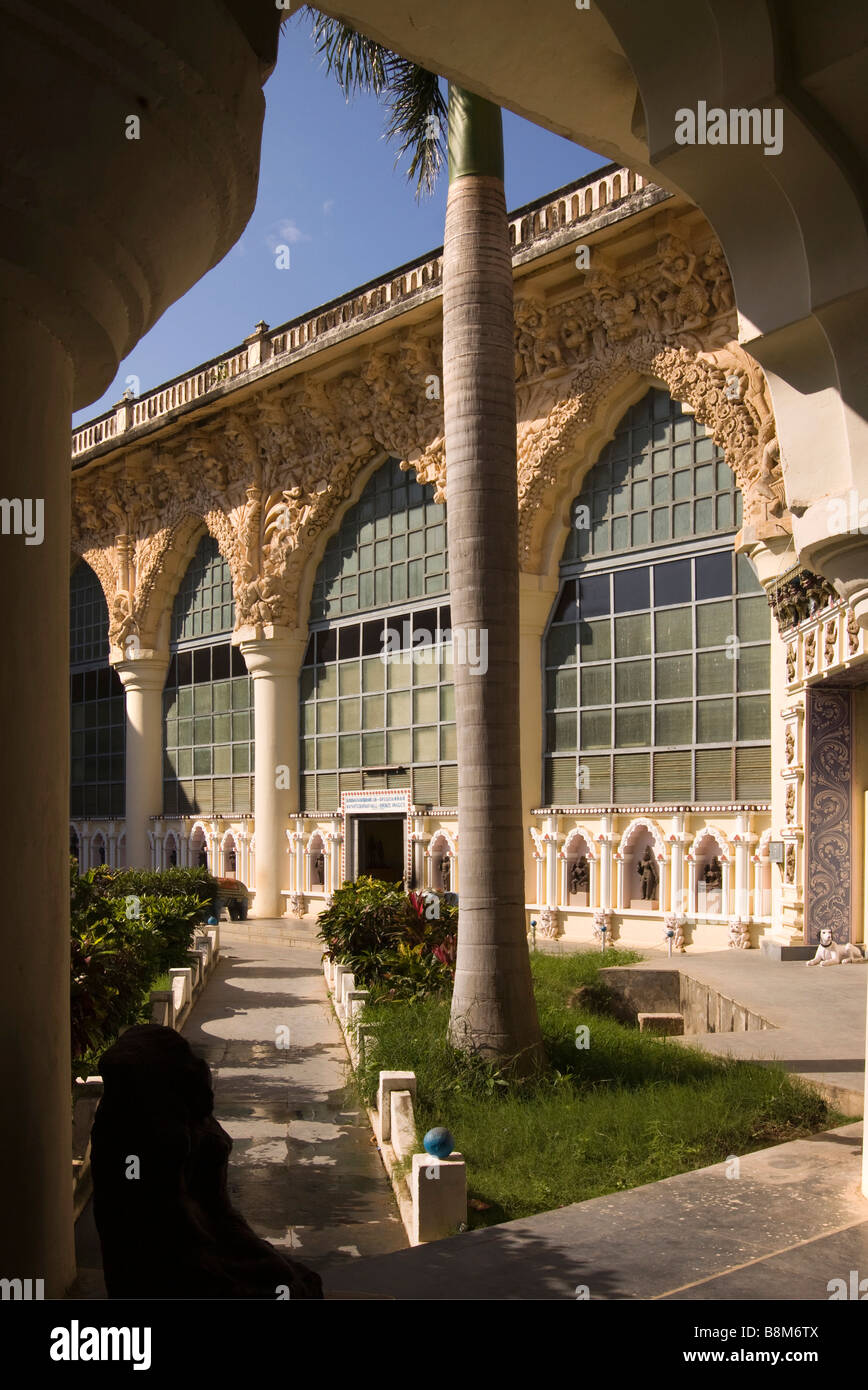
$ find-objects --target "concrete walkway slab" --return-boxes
[181,924,407,1270]
[316,1123,868,1300]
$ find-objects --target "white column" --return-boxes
[657,856,668,913]
[687,855,697,915]
[722,858,732,917]
[616,856,625,911]
[107,828,117,869]
[239,632,306,918]
[733,818,751,920]
[152,827,164,871]
[78,830,91,874]
[544,815,558,907]
[589,855,598,909]
[115,654,169,870]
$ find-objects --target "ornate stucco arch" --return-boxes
[428,828,457,859]
[689,824,733,860]
[618,818,667,860]
[561,826,598,860]
[517,340,786,580]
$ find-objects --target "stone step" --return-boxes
[637,1012,684,1036]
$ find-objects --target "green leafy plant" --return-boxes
[69,859,215,1073]
[317,876,458,999]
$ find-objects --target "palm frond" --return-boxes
[299,8,446,197]
[301,6,388,97]
[381,57,447,199]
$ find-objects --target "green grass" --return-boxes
[356,948,845,1227]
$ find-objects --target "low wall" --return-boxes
[599,963,772,1034]
[323,954,467,1246]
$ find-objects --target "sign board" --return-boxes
[341,789,411,817]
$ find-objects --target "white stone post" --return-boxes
[239,632,306,918]
[615,855,625,911]
[687,855,697,916]
[115,654,169,869]
[589,854,598,909]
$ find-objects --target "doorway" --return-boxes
[354,816,406,884]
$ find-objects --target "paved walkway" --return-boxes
[182,923,407,1273]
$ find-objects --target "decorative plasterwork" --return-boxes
[71,223,785,648]
[560,827,598,859]
[617,818,667,859]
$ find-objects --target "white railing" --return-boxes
[72,165,651,461]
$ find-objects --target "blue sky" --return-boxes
[74,20,606,425]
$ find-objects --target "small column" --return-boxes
[733,817,752,920]
[239,631,307,918]
[687,854,697,916]
[669,815,687,917]
[410,816,427,891]
[152,825,164,871]
[544,814,558,907]
[78,830,91,874]
[589,854,598,909]
[721,857,732,917]
[238,829,250,885]
[115,653,169,869]
[615,855,625,911]
[598,818,615,911]
[106,827,117,869]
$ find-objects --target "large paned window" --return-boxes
[163,535,254,815]
[311,456,449,621]
[302,458,455,811]
[544,389,771,806]
[70,562,125,816]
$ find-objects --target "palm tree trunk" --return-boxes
[443,85,543,1071]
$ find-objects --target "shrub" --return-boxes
[69,859,213,1071]
[317,876,458,1000]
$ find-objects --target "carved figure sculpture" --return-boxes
[702,857,723,890]
[637,846,659,900]
[806,927,865,967]
[570,855,590,894]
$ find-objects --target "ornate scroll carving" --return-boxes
[805,687,852,945]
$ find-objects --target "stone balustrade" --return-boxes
[71,164,650,461]
[322,954,467,1244]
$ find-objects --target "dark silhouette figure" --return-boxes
[91,1025,323,1299]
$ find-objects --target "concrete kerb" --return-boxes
[324,957,468,1245]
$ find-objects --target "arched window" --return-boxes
[70,562,125,817]
[301,457,455,811]
[163,535,254,815]
[544,388,770,806]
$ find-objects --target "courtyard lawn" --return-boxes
[356,948,846,1227]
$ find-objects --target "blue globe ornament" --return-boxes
[207,915,219,926]
[423,1126,454,1159]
